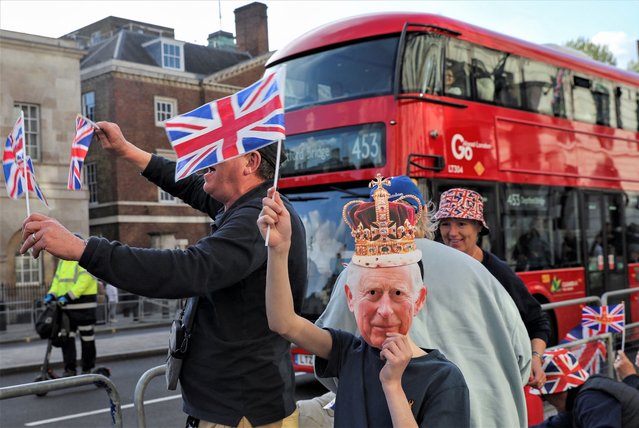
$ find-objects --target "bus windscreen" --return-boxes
[281,123,386,177]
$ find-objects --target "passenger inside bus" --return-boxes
[445,68,464,96]
[513,217,552,271]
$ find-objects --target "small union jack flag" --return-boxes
[560,324,607,375]
[164,68,286,180]
[582,303,625,334]
[536,348,589,395]
[3,115,48,207]
[67,114,97,190]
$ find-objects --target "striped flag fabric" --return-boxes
[582,303,625,334]
[2,115,48,207]
[67,114,97,190]
[164,67,285,180]
[535,348,589,395]
[560,324,607,375]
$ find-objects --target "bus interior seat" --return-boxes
[476,76,495,101]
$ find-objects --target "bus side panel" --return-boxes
[518,268,586,340]
[495,118,579,178]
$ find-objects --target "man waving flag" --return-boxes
[68,114,98,190]
[164,67,285,180]
[3,113,48,208]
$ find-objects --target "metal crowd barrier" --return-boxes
[541,288,639,379]
[0,374,122,427]
[134,364,166,428]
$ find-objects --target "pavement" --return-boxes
[0,317,171,375]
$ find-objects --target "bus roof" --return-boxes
[266,12,638,86]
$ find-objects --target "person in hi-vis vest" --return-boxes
[44,259,98,376]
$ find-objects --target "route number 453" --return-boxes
[352,132,380,160]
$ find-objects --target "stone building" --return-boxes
[0,30,86,300]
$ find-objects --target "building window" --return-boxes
[155,97,177,126]
[14,103,40,160]
[85,162,98,203]
[162,42,183,70]
[90,31,102,46]
[15,250,42,287]
[159,189,177,203]
[82,92,95,121]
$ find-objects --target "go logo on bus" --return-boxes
[451,134,473,161]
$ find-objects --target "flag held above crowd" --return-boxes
[164,67,286,181]
[67,114,98,190]
[581,303,625,334]
[2,113,48,208]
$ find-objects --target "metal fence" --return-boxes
[541,287,639,379]
[0,282,178,335]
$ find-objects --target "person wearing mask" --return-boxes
[434,188,550,390]
[258,181,470,427]
[21,121,307,428]
[302,176,531,427]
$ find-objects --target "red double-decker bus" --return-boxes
[266,12,639,376]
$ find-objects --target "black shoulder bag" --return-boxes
[166,296,198,390]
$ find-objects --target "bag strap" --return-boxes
[182,296,198,333]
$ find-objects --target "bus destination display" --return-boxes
[281,123,385,177]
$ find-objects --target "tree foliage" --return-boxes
[627,60,639,73]
[565,37,617,66]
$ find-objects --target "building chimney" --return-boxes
[234,2,268,56]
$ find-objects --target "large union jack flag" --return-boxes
[560,324,607,375]
[164,68,286,180]
[3,115,48,207]
[582,303,625,334]
[537,348,589,395]
[67,115,97,190]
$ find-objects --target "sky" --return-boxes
[1,0,638,69]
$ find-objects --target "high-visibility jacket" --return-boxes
[48,260,98,311]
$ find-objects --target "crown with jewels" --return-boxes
[342,174,423,268]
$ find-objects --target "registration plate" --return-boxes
[295,353,315,367]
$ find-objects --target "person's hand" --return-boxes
[20,213,86,260]
[379,333,412,386]
[95,121,151,169]
[43,293,55,304]
[614,350,637,380]
[257,188,291,252]
[528,356,546,389]
[57,295,69,306]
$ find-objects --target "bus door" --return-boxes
[583,191,628,299]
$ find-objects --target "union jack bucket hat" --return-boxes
[434,188,489,233]
[531,348,589,395]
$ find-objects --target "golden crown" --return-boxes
[342,174,422,268]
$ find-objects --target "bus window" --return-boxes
[282,37,397,111]
[571,75,616,126]
[592,79,616,127]
[472,46,522,108]
[401,32,443,95]
[626,192,639,264]
[616,86,638,131]
[521,59,566,117]
[503,185,553,271]
[445,38,471,98]
[552,188,582,268]
[572,74,597,124]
